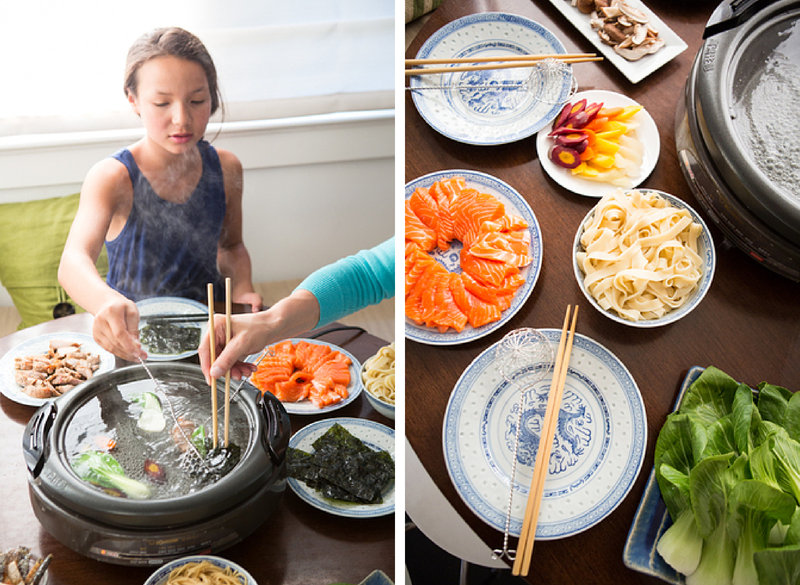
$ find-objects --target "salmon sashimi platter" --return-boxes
[405,170,543,345]
[249,339,363,415]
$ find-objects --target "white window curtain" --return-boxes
[0,0,394,138]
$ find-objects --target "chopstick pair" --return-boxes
[405,53,601,76]
[512,305,579,577]
[140,312,209,322]
[207,279,233,449]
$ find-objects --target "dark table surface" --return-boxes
[0,312,394,585]
[405,1,800,583]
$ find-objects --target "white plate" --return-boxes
[410,12,575,145]
[547,0,688,84]
[0,332,116,407]
[245,338,362,415]
[443,329,647,539]
[536,89,660,197]
[405,170,544,346]
[136,296,208,361]
[288,417,395,518]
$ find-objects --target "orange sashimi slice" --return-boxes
[460,249,519,288]
[405,200,437,251]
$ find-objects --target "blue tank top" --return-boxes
[105,140,225,302]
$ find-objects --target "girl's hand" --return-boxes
[92,298,146,362]
[235,291,263,313]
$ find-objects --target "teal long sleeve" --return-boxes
[295,237,395,328]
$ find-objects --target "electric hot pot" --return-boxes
[675,0,800,280]
[22,363,290,566]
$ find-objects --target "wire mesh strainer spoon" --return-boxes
[407,58,578,107]
[491,327,554,562]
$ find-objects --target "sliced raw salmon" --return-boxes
[405,200,437,251]
[404,177,532,334]
[452,189,505,247]
[252,340,352,408]
[460,249,519,287]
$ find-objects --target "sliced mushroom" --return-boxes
[618,1,650,24]
[613,44,651,61]
[631,23,648,45]
[603,22,629,44]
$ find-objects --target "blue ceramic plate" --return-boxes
[0,332,116,407]
[410,12,575,145]
[443,329,647,539]
[622,366,705,584]
[136,296,208,361]
[244,338,362,415]
[405,170,544,346]
[288,417,395,518]
[144,554,256,585]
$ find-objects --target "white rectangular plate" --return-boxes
[548,0,688,83]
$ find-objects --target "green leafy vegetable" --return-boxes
[136,391,166,432]
[72,450,151,499]
[653,366,800,585]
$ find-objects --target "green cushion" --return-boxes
[0,193,108,329]
[405,0,442,23]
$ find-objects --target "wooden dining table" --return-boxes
[0,311,394,585]
[405,1,800,583]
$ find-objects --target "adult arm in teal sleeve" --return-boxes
[295,237,395,328]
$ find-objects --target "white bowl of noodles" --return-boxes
[360,343,396,420]
[144,555,256,585]
[573,189,715,327]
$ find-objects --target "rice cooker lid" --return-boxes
[693,0,800,245]
[24,363,289,529]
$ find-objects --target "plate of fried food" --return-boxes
[0,332,116,407]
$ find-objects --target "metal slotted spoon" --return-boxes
[491,328,554,562]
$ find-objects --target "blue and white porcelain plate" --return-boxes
[288,417,395,518]
[136,296,209,362]
[443,329,646,539]
[405,170,544,346]
[410,12,575,145]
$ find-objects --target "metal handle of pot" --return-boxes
[703,0,776,38]
[22,402,58,479]
[256,393,290,466]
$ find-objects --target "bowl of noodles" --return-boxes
[360,343,395,420]
[573,188,715,327]
[144,555,256,585]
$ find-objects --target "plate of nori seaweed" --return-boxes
[136,297,208,361]
[287,417,395,518]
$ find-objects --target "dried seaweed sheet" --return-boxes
[288,423,394,504]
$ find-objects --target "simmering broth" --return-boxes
[64,378,250,500]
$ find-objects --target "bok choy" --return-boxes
[72,450,151,500]
[654,366,800,585]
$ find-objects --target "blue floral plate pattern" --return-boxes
[443,329,647,539]
[410,12,574,145]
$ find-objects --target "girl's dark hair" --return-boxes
[124,27,222,116]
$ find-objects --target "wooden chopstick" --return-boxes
[405,56,602,76]
[406,52,596,65]
[140,313,209,322]
[512,305,579,577]
[223,277,232,448]
[207,283,218,449]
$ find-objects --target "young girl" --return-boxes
[59,27,261,361]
